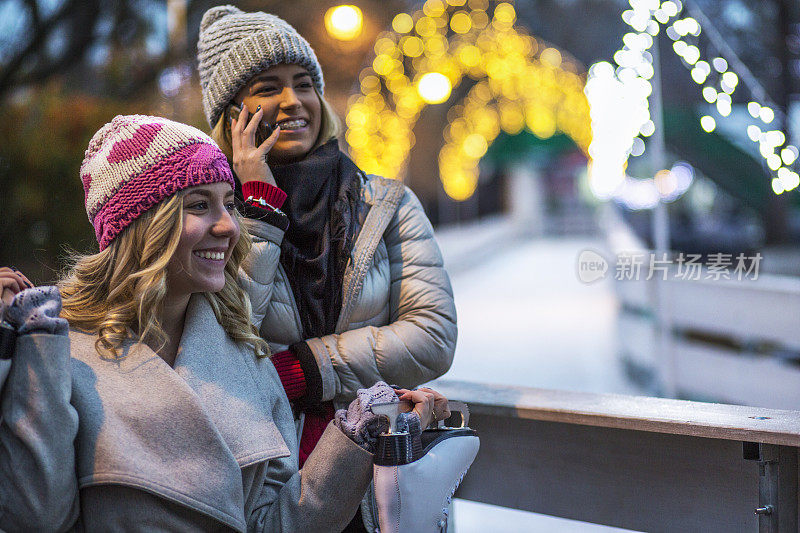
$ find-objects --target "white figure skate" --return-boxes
[371,401,480,533]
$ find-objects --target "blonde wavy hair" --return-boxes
[211,88,341,162]
[59,193,269,359]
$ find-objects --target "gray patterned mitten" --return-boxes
[334,381,421,453]
[4,287,68,336]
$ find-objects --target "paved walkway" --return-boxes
[438,227,641,396]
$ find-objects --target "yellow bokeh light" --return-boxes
[472,83,492,102]
[470,10,489,29]
[417,72,452,104]
[526,108,557,139]
[372,54,397,76]
[447,0,467,5]
[401,36,424,57]
[540,47,562,68]
[374,37,396,55]
[457,44,481,67]
[360,75,380,92]
[500,105,525,134]
[448,118,468,139]
[324,5,363,41]
[443,171,478,201]
[392,13,414,34]
[385,74,408,93]
[345,129,369,148]
[365,93,386,110]
[416,16,438,37]
[493,3,516,24]
[486,58,511,80]
[346,107,368,128]
[424,35,448,57]
[462,133,488,158]
[423,0,446,17]
[450,12,473,33]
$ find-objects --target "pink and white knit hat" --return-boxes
[80,115,235,250]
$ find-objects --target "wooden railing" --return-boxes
[431,379,800,533]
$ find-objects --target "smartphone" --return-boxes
[228,103,275,146]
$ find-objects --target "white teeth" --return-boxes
[279,119,307,130]
[193,251,225,260]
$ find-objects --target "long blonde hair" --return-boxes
[59,193,269,359]
[211,88,341,162]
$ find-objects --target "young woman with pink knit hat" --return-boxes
[0,114,441,531]
[196,9,456,528]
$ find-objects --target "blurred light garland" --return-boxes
[345,0,592,201]
[590,0,798,204]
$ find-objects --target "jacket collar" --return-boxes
[173,294,292,464]
[69,294,291,530]
[361,173,403,208]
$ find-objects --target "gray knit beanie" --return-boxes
[197,5,325,128]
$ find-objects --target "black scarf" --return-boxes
[271,140,362,339]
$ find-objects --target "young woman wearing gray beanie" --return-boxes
[0,115,443,531]
[196,8,457,529]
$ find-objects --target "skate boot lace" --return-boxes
[437,466,469,531]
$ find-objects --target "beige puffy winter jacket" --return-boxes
[239,174,457,405]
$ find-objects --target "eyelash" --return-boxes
[186,201,236,211]
[256,82,313,94]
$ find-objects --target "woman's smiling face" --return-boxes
[165,182,239,299]
[234,63,322,163]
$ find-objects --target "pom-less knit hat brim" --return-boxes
[80,115,234,250]
[197,5,324,128]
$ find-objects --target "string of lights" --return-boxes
[593,0,798,202]
[345,0,591,201]
[671,1,799,195]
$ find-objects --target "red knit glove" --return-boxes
[241,181,287,209]
[270,350,307,400]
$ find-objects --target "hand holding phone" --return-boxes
[228,103,275,147]
[228,103,279,186]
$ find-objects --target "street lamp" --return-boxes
[324,5,363,41]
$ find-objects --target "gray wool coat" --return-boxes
[0,295,373,532]
[239,175,458,405]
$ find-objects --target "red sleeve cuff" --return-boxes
[241,181,287,209]
[271,349,307,400]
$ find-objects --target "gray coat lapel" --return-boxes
[174,294,291,466]
[69,295,290,531]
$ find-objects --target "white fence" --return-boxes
[616,262,800,410]
[602,204,800,409]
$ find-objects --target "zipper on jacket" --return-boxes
[335,177,405,334]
